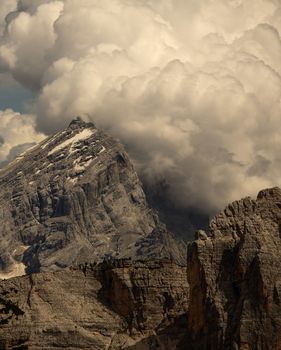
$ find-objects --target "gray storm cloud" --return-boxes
[0,0,281,213]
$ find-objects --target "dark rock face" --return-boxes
[0,118,185,276]
[0,260,188,350]
[187,187,281,350]
[143,178,209,241]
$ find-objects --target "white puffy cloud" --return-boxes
[1,0,281,213]
[0,1,63,88]
[0,109,45,165]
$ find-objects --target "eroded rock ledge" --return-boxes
[0,259,188,350]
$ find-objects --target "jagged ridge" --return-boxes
[187,186,281,349]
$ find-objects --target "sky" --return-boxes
[1,0,281,214]
[0,74,34,112]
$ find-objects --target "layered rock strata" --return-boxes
[187,187,281,350]
[0,259,188,350]
[0,118,185,276]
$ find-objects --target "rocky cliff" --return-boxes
[2,116,281,349]
[0,259,188,350]
[187,187,281,350]
[0,118,185,277]
[1,186,281,349]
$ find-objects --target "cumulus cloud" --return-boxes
[0,109,45,166]
[1,0,281,213]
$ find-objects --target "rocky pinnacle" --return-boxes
[187,187,281,349]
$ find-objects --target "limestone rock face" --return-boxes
[0,118,185,276]
[0,260,188,350]
[3,116,281,349]
[187,187,281,350]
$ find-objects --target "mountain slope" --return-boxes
[0,117,185,276]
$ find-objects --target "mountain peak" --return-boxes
[0,120,185,277]
[68,116,95,130]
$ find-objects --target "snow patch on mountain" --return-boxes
[48,128,94,156]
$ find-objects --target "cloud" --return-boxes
[0,0,281,213]
[0,0,17,32]
[0,109,45,165]
[0,1,64,88]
